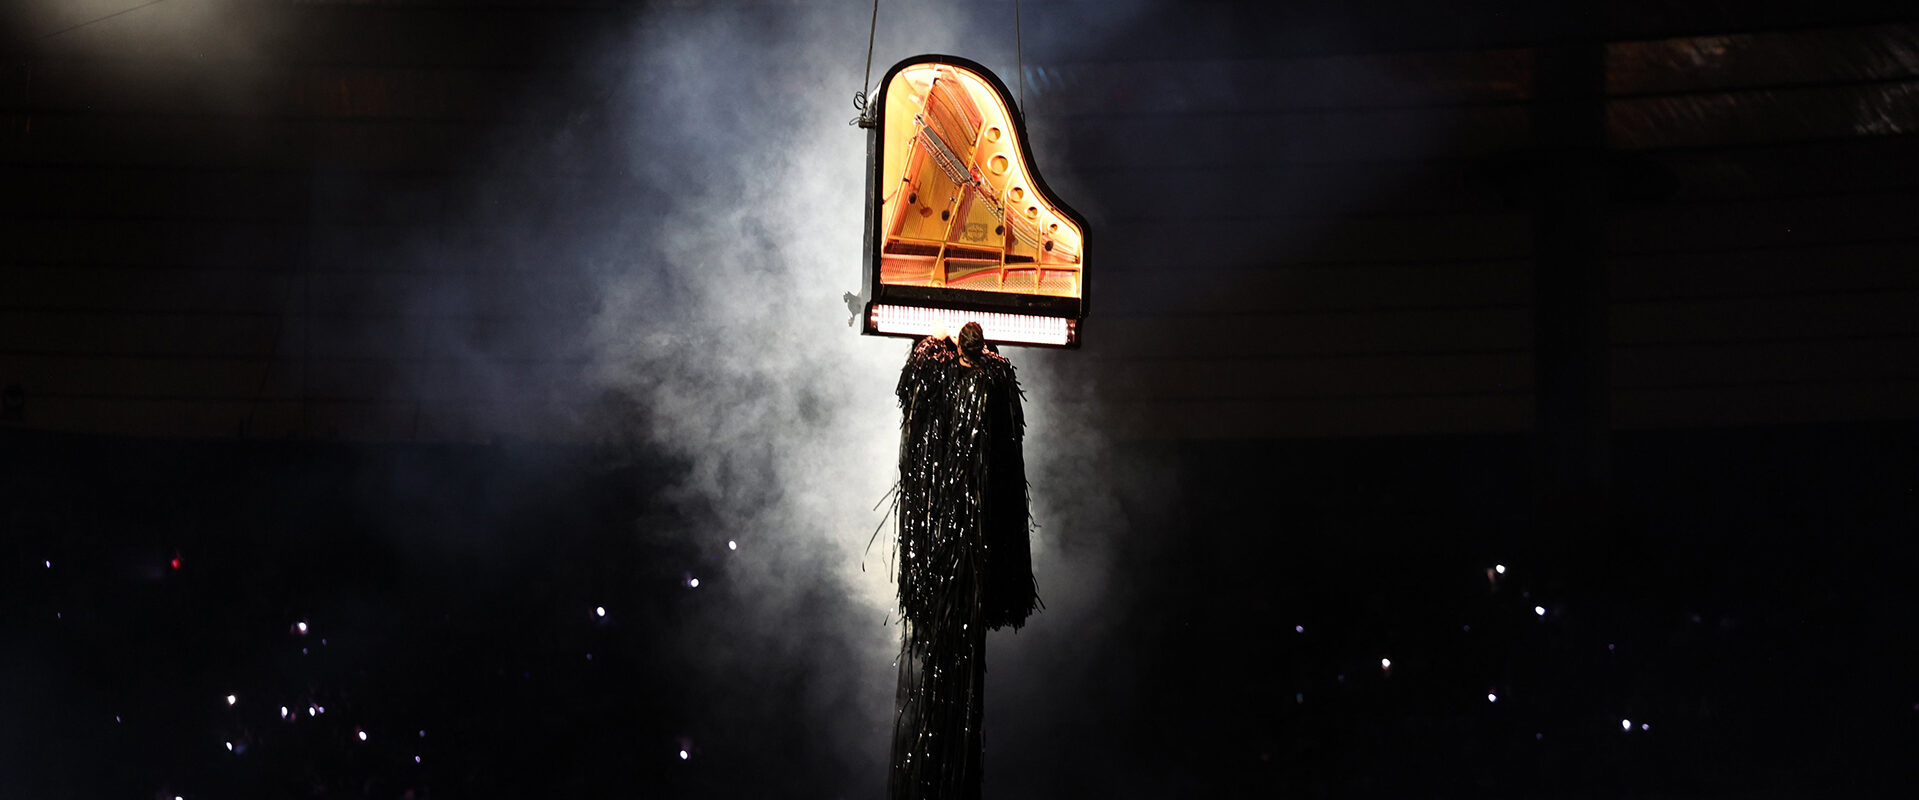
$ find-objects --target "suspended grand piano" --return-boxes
[856,55,1087,348]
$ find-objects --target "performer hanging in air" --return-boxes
[889,321,1040,800]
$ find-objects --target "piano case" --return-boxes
[857,55,1087,348]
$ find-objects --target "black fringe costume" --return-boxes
[889,335,1040,800]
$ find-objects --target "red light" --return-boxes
[170,557,181,570]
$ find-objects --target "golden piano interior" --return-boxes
[879,62,1083,299]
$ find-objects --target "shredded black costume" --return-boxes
[889,335,1040,800]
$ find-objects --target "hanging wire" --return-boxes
[36,0,170,41]
[851,0,881,126]
[1014,0,1025,115]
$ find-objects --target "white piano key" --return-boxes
[872,304,1071,346]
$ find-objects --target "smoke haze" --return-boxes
[396,2,1153,794]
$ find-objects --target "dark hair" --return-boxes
[957,321,986,360]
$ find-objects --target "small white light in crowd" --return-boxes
[1641,723,1650,731]
[689,578,700,588]
[357,729,368,742]
[415,755,422,763]
[45,560,52,568]
[226,694,237,706]
[1295,625,1304,633]
[595,606,606,618]
[1488,693,1498,703]
[1495,564,1506,574]
[310,704,321,716]
[419,729,426,738]
[295,621,308,634]
[280,706,289,719]
[1534,606,1546,617]
[1380,658,1391,669]
[225,741,233,751]
[728,540,737,551]
[679,749,689,760]
[1621,719,1632,731]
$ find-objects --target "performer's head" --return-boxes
[957,322,986,362]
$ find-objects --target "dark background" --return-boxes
[4,1,1917,797]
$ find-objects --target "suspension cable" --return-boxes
[851,0,881,124]
[36,0,169,41]
[1015,0,1025,115]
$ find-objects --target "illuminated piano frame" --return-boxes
[857,55,1087,349]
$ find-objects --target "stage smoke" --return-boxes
[383,1,1157,794]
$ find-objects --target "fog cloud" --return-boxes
[398,1,1155,794]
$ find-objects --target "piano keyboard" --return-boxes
[872,304,1074,347]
